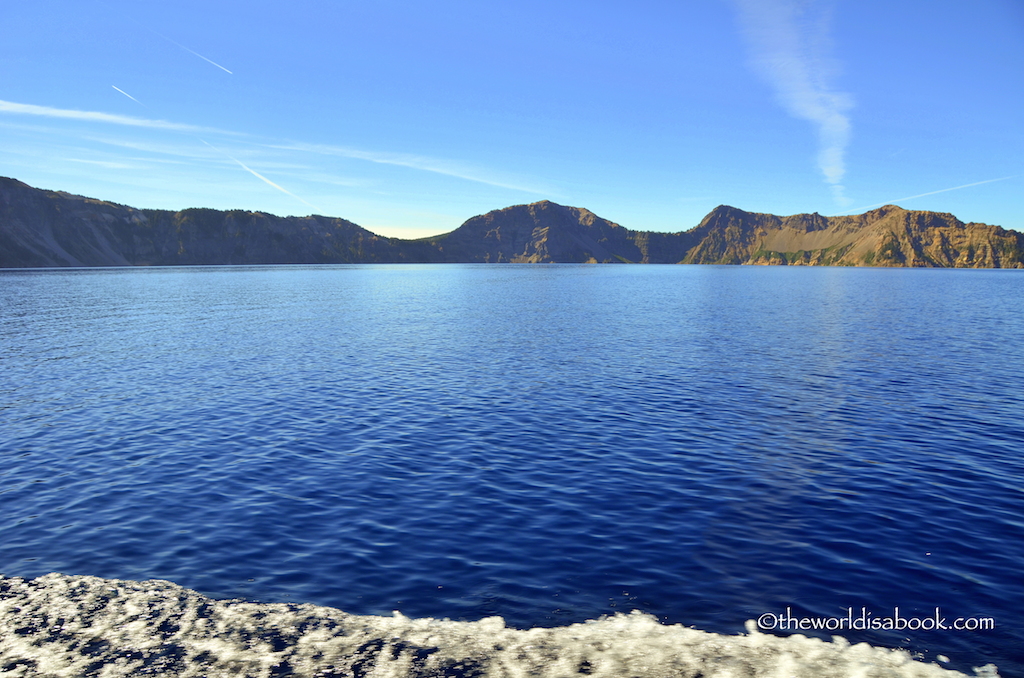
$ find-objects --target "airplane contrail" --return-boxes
[98,3,233,74]
[843,176,1018,213]
[166,38,233,74]
[200,140,321,213]
[3,97,520,206]
[111,86,144,106]
[271,141,553,195]
[114,7,233,75]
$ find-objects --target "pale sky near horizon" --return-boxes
[1,0,1021,238]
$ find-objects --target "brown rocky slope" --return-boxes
[1,177,1020,267]
[684,204,1023,267]
[0,177,408,267]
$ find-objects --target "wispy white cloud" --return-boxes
[1,104,317,208]
[66,158,139,170]
[271,141,552,195]
[122,155,191,166]
[841,176,1018,213]
[732,0,853,205]
[271,170,369,189]
[0,99,228,135]
[85,135,224,160]
[2,98,548,199]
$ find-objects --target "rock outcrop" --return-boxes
[422,200,693,263]
[1,177,1021,267]
[0,177,405,267]
[687,205,1024,268]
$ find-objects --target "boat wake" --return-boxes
[0,574,999,677]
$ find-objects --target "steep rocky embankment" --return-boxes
[0,177,407,267]
[687,205,1023,268]
[422,200,695,263]
[1,176,1021,267]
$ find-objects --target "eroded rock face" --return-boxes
[2,177,1021,267]
[679,205,1024,268]
[0,178,403,267]
[424,201,650,263]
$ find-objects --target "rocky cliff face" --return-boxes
[700,205,1024,268]
[1,177,1021,267]
[0,177,403,267]
[424,200,702,264]
[424,201,649,263]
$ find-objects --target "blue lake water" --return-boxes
[1,264,1022,675]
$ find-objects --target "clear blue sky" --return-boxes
[1,0,1021,238]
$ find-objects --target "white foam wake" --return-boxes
[0,574,999,677]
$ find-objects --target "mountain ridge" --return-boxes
[1,177,1021,268]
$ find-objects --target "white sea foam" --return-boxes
[0,574,999,677]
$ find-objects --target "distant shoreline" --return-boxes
[3,176,1022,269]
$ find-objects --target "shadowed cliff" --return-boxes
[1,177,1021,267]
[422,200,694,263]
[0,177,414,267]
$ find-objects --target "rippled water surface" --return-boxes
[2,264,1022,674]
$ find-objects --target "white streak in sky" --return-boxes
[3,97,547,198]
[0,99,226,134]
[111,86,144,106]
[110,6,233,74]
[272,141,551,195]
[200,140,322,213]
[164,37,233,74]
[732,0,853,205]
[841,176,1018,213]
[67,158,137,169]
